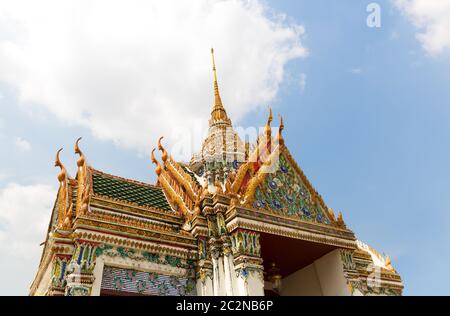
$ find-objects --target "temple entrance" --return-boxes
[260,233,349,296]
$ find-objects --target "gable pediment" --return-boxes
[242,144,337,226]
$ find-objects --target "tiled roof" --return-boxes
[91,169,172,212]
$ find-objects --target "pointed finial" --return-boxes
[328,208,336,221]
[151,148,162,176]
[157,136,168,162]
[55,148,63,168]
[211,48,217,82]
[385,256,394,271]
[267,107,273,125]
[277,115,284,144]
[265,107,273,134]
[209,48,231,127]
[74,137,86,167]
[55,148,67,183]
[337,211,346,228]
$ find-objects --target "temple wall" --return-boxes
[314,249,349,296]
[280,249,349,296]
[281,263,323,296]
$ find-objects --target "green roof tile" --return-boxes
[91,171,172,212]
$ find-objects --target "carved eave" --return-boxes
[89,194,184,225]
[225,205,357,250]
[72,215,198,250]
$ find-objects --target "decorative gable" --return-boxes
[250,151,334,226]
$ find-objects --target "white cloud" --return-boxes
[0,183,55,260]
[14,137,31,152]
[394,0,450,56]
[0,0,307,156]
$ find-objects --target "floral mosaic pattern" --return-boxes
[101,266,196,296]
[230,230,261,257]
[253,154,331,225]
[95,244,195,270]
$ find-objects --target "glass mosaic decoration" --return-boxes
[253,154,331,225]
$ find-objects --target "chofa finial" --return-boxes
[151,148,162,176]
[54,148,67,183]
[55,148,63,168]
[74,137,86,167]
[157,136,168,162]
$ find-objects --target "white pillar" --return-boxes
[234,266,264,296]
[90,257,104,296]
[211,254,220,295]
[223,253,234,296]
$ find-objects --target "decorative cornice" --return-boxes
[226,216,357,250]
[73,217,197,249]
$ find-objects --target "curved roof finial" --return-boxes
[54,148,67,183]
[55,148,63,168]
[151,148,162,176]
[157,136,168,162]
[74,137,86,167]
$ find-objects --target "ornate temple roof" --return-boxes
[90,169,172,212]
[30,50,403,297]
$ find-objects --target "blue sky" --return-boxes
[1,0,450,295]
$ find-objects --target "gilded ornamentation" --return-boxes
[54,148,73,230]
[75,137,92,217]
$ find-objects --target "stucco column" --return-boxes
[197,263,214,296]
[65,242,98,296]
[231,230,264,296]
[210,246,221,296]
[222,238,235,296]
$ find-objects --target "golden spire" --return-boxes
[210,48,231,127]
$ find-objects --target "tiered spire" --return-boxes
[209,48,231,127]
